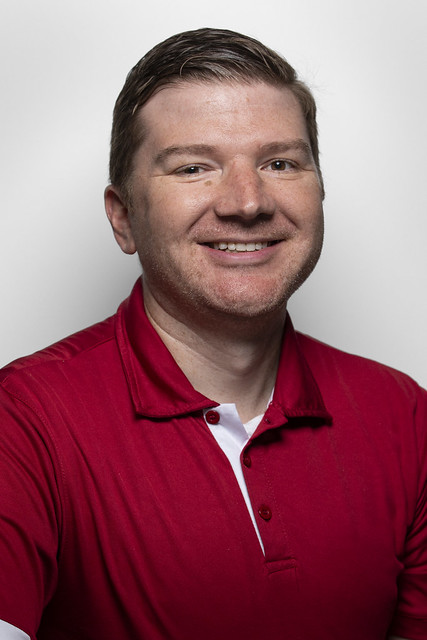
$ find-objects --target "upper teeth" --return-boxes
[213,242,268,252]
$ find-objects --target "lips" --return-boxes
[207,241,278,252]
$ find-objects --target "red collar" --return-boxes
[115,279,332,428]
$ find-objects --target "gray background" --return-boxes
[1,0,426,387]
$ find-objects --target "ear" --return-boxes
[104,185,137,255]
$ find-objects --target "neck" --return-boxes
[143,288,286,423]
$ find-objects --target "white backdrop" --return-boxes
[1,0,426,387]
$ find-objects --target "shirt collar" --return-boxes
[115,279,332,426]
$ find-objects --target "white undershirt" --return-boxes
[0,620,30,639]
[203,402,267,552]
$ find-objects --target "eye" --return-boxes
[267,159,295,171]
[177,165,204,175]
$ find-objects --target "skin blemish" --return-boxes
[204,180,212,187]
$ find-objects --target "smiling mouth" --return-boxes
[206,241,279,252]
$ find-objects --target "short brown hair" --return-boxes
[109,27,323,200]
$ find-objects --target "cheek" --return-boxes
[276,184,323,231]
[154,189,212,235]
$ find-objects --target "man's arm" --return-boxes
[0,386,59,637]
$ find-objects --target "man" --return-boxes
[0,27,425,640]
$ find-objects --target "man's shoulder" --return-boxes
[295,329,425,398]
[0,314,117,390]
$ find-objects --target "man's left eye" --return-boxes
[268,160,294,171]
[180,165,202,175]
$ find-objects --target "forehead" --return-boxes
[136,80,309,150]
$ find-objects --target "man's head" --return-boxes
[109,27,323,204]
[105,29,325,330]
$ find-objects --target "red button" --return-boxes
[205,410,220,425]
[258,505,272,521]
[242,454,252,468]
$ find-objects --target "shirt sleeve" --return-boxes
[389,386,427,640]
[0,386,60,638]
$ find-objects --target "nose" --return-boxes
[213,161,275,220]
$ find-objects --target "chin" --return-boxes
[202,271,312,319]
[196,288,289,321]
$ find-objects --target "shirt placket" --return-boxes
[241,403,298,571]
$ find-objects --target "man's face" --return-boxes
[106,81,324,325]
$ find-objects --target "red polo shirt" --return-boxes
[0,280,426,639]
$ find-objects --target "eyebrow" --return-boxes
[154,144,216,166]
[153,138,313,165]
[258,139,313,159]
